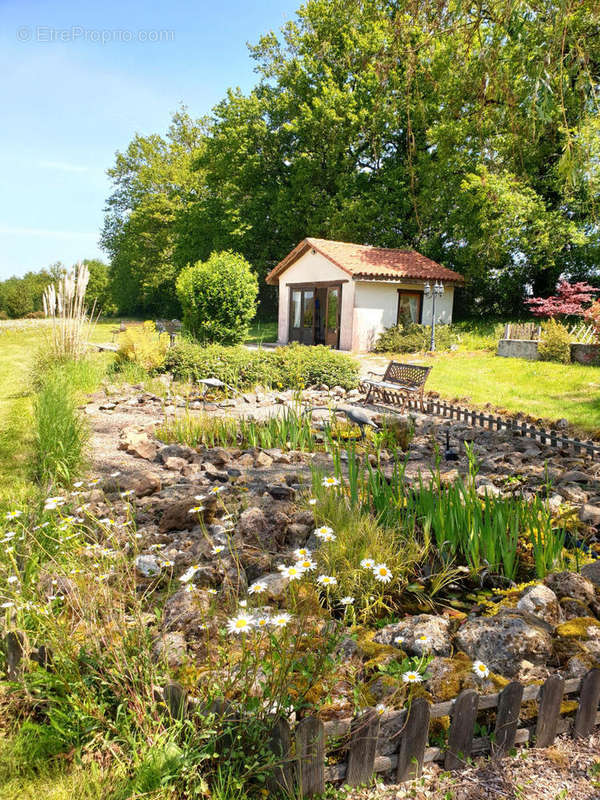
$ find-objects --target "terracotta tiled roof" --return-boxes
[265,238,464,285]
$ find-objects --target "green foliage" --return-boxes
[116,321,170,372]
[163,341,360,390]
[374,322,458,353]
[103,1,600,318]
[32,366,88,488]
[538,319,572,364]
[83,259,117,316]
[176,251,258,344]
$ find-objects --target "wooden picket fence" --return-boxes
[504,322,541,341]
[401,395,600,460]
[4,639,600,795]
[157,669,600,796]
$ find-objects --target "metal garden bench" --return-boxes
[361,361,432,411]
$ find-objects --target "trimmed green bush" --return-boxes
[374,322,458,353]
[163,341,360,390]
[538,319,572,363]
[176,251,258,344]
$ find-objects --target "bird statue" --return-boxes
[303,406,379,440]
[444,429,459,461]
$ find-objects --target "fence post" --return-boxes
[296,715,325,797]
[345,708,380,786]
[269,715,294,794]
[445,689,479,771]
[493,681,523,756]
[5,631,23,681]
[535,674,564,747]
[396,697,430,782]
[574,669,600,739]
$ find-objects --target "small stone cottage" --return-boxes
[266,238,465,352]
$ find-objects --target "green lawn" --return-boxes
[413,350,600,433]
[245,319,278,344]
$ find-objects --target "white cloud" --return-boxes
[40,160,89,173]
[0,226,97,240]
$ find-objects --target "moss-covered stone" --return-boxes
[555,616,600,639]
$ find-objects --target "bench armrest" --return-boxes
[366,370,384,378]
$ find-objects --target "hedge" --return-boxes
[162,341,360,390]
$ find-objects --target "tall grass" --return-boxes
[42,263,98,361]
[33,368,88,487]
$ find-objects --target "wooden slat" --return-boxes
[5,631,23,681]
[396,697,430,782]
[493,681,523,756]
[296,715,325,797]
[345,708,380,786]
[574,668,600,739]
[269,715,294,794]
[536,674,564,747]
[445,689,479,771]
[162,682,188,719]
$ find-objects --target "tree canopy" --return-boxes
[102,0,600,318]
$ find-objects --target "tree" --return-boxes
[83,259,117,316]
[176,251,258,343]
[527,281,598,318]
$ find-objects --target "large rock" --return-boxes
[454,612,553,678]
[159,495,218,533]
[116,470,162,497]
[554,617,600,666]
[162,588,212,636]
[135,554,162,578]
[152,632,187,668]
[579,504,600,526]
[374,614,452,656]
[252,571,290,601]
[119,428,157,460]
[158,443,196,463]
[516,584,562,626]
[544,571,596,607]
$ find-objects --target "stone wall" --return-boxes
[497,339,539,360]
[570,343,600,365]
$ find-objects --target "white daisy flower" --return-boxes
[179,565,200,583]
[360,558,375,569]
[415,634,430,647]
[394,635,404,645]
[472,660,489,678]
[208,486,225,495]
[255,614,271,628]
[321,476,340,488]
[110,471,121,478]
[7,575,19,584]
[402,671,423,684]
[271,612,291,628]
[373,563,392,583]
[239,600,248,608]
[296,558,316,572]
[5,511,22,520]
[375,703,387,715]
[308,498,317,505]
[227,612,254,635]
[1,601,14,609]
[194,495,206,502]
[188,506,204,514]
[248,581,267,595]
[207,588,217,595]
[73,481,84,488]
[212,545,225,555]
[317,574,337,587]
[280,564,305,581]
[340,596,354,606]
[314,526,335,540]
[294,547,311,559]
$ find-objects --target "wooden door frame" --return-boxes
[288,281,345,346]
[324,285,341,349]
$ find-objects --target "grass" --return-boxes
[244,319,278,344]
[419,350,600,433]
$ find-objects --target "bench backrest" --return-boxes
[383,361,431,387]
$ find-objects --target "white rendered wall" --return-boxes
[276,249,355,350]
[352,282,455,352]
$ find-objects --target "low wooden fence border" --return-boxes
[5,653,600,794]
[159,668,600,796]
[398,394,600,460]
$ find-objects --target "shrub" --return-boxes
[538,319,572,363]
[374,322,458,353]
[116,321,170,372]
[273,343,360,389]
[176,251,258,344]
[163,341,360,390]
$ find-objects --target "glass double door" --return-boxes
[289,285,341,347]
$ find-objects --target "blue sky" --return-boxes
[0,0,299,279]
